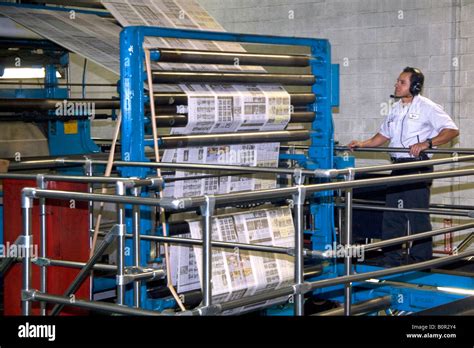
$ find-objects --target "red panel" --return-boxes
[3,179,91,315]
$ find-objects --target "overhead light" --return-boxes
[437,286,474,296]
[0,68,61,79]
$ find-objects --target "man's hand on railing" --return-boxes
[347,140,363,151]
[409,141,430,157]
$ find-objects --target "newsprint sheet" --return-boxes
[0,6,122,74]
[170,207,295,314]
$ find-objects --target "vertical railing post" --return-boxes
[132,186,141,307]
[344,168,355,316]
[201,195,215,308]
[116,181,126,305]
[37,174,47,316]
[21,190,33,316]
[83,158,94,239]
[293,170,306,316]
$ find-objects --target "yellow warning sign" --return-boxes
[64,120,78,134]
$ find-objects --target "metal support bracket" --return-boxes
[293,185,307,206]
[160,197,195,211]
[83,157,93,176]
[32,257,51,267]
[22,289,36,301]
[148,176,164,190]
[117,267,165,285]
[292,282,312,295]
[201,195,216,217]
[345,167,355,182]
[293,168,304,185]
[36,174,47,189]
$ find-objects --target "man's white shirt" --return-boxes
[379,95,458,159]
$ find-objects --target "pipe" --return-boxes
[202,196,214,307]
[116,182,126,306]
[308,250,474,291]
[28,291,165,316]
[359,222,474,253]
[335,145,474,155]
[153,48,310,67]
[454,232,474,253]
[152,111,315,127]
[17,151,473,177]
[353,198,474,211]
[151,71,315,85]
[0,98,120,112]
[346,203,474,218]
[37,175,47,316]
[0,257,16,274]
[344,179,353,316]
[0,93,315,112]
[149,92,315,106]
[137,234,293,255]
[132,187,141,308]
[24,188,162,207]
[314,296,392,316]
[158,130,310,148]
[33,258,117,272]
[294,185,305,316]
[21,194,33,316]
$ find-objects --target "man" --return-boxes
[348,67,459,266]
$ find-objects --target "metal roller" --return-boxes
[151,71,316,85]
[152,48,310,67]
[153,92,315,106]
[0,94,315,112]
[0,111,313,125]
[154,105,309,115]
[157,130,310,148]
[0,113,112,122]
[153,111,315,127]
[0,98,120,112]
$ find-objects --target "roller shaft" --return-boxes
[157,130,310,148]
[151,71,315,85]
[0,94,315,112]
[153,111,315,127]
[153,48,310,67]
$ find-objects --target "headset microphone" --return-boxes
[390,94,411,99]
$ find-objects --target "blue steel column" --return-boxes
[308,40,336,253]
[120,27,152,308]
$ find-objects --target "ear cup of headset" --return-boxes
[410,81,422,96]
[408,67,423,96]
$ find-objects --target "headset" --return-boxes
[403,66,424,96]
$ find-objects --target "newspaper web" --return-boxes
[170,206,294,313]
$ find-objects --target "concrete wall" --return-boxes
[198,0,474,248]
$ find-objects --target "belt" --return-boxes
[391,155,429,163]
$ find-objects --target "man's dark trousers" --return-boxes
[382,165,433,266]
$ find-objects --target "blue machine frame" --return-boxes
[0,62,99,156]
[119,25,341,311]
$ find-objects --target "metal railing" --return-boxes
[11,157,474,316]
